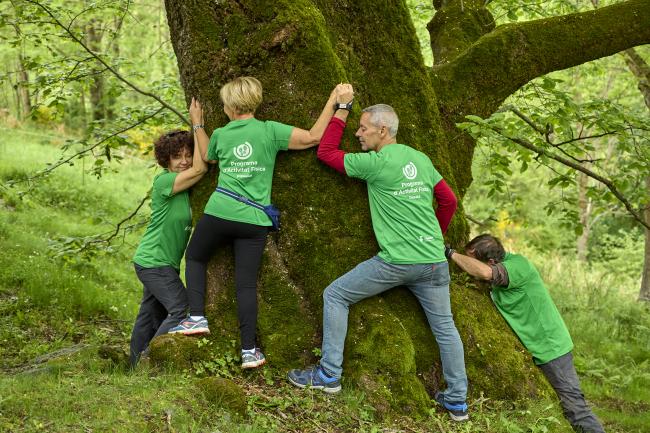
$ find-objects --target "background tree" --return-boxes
[621,48,650,302]
[151,0,650,414]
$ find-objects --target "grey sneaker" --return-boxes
[241,348,266,369]
[168,317,210,335]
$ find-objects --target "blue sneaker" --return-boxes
[287,365,341,394]
[168,317,210,335]
[435,391,469,421]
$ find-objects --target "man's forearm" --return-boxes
[317,117,347,174]
[450,252,493,281]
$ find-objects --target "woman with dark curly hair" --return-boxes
[129,98,208,367]
[169,77,337,369]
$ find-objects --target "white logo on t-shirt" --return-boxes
[403,161,417,179]
[234,142,253,160]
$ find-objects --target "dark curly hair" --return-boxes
[465,234,506,263]
[154,130,193,168]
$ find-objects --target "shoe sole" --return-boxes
[287,376,341,394]
[168,328,210,335]
[242,358,266,369]
[449,413,469,422]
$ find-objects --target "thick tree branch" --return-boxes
[432,0,650,120]
[474,121,650,230]
[25,0,189,125]
[428,0,494,64]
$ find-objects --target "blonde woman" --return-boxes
[170,77,337,369]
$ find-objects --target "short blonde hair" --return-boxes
[220,76,263,114]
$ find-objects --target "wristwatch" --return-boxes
[334,101,353,111]
[192,124,204,132]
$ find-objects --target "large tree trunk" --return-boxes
[153,0,650,414]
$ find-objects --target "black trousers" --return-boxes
[130,264,188,367]
[185,214,268,350]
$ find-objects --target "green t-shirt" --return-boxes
[344,144,446,264]
[204,118,293,226]
[133,170,192,271]
[491,253,574,364]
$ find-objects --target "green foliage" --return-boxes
[0,125,147,316]
[460,52,649,248]
[588,228,645,275]
[193,338,240,378]
[0,0,186,180]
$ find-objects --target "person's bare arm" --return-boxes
[171,98,209,194]
[449,251,493,281]
[288,88,338,150]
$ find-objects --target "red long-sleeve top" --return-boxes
[317,117,458,233]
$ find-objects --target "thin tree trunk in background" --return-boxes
[79,88,87,130]
[104,16,124,121]
[86,19,106,121]
[16,54,31,119]
[622,48,650,302]
[641,176,650,302]
[624,49,650,108]
[575,70,614,262]
[577,171,591,261]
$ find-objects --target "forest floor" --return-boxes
[1,125,648,432]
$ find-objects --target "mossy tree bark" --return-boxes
[157,0,650,414]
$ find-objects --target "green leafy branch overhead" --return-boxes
[459,77,650,231]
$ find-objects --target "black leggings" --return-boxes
[185,214,268,350]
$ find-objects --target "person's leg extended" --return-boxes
[233,223,268,351]
[320,256,406,378]
[408,262,468,404]
[184,214,229,317]
[288,257,405,392]
[539,352,605,433]
[142,266,189,337]
[130,265,168,367]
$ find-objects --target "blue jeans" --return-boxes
[320,256,468,402]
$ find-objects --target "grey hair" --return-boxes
[362,104,399,137]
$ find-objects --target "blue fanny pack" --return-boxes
[215,186,281,232]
